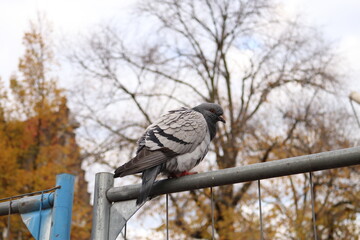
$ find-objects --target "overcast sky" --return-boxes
[1,0,360,92]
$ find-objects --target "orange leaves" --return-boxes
[0,16,91,239]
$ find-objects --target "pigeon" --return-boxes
[114,103,225,205]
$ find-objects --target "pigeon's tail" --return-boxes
[136,165,161,205]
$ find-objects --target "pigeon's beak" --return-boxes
[218,115,226,123]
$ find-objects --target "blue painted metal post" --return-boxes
[50,174,75,239]
[19,192,54,239]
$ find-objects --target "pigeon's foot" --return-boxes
[179,171,198,177]
[169,171,198,178]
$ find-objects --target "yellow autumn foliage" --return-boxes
[0,16,91,239]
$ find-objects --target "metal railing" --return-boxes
[91,146,360,240]
[0,173,75,240]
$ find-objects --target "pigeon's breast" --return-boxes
[164,132,211,174]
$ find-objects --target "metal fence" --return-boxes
[90,146,360,240]
[0,173,75,240]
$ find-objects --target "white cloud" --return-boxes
[339,35,360,92]
[0,0,137,82]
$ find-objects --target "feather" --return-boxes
[136,165,162,205]
[113,103,225,205]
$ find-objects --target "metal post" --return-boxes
[210,187,215,240]
[50,173,75,240]
[91,172,114,240]
[37,192,44,239]
[7,198,12,240]
[309,172,318,240]
[349,91,360,104]
[257,180,264,240]
[166,194,169,240]
[350,99,360,129]
[124,223,127,240]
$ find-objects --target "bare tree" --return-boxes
[263,102,360,239]
[68,0,358,238]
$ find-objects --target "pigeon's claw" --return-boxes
[179,171,198,176]
[169,171,198,178]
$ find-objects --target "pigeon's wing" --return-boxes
[147,109,208,154]
[114,147,175,177]
[114,109,208,177]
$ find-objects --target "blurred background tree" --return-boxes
[68,0,359,239]
[0,15,91,239]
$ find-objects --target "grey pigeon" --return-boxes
[114,103,225,205]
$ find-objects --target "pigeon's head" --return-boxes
[194,103,226,124]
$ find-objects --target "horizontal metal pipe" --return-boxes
[0,192,54,216]
[349,91,360,104]
[107,146,360,202]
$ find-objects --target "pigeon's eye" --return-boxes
[209,108,216,113]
